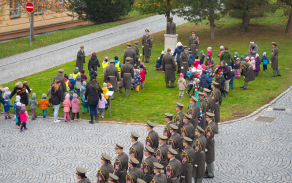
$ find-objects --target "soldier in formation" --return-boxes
[151,162,167,183]
[126,156,144,183]
[129,132,144,168]
[205,112,216,179]
[145,121,159,149]
[163,113,175,140]
[96,153,114,183]
[174,102,184,134]
[142,145,156,183]
[123,43,137,65]
[121,57,134,97]
[76,167,91,183]
[154,134,169,169]
[113,144,128,183]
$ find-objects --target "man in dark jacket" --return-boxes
[173,42,184,74]
[215,61,232,93]
[163,48,176,88]
[123,43,137,66]
[88,52,100,71]
[53,69,67,103]
[76,45,85,71]
[271,42,281,77]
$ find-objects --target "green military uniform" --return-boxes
[104,61,120,92]
[121,58,134,96]
[186,97,200,130]
[76,47,85,71]
[96,153,114,183]
[205,113,216,178]
[211,81,222,133]
[180,114,195,140]
[192,127,207,183]
[154,134,170,169]
[76,167,91,183]
[180,48,189,77]
[108,173,119,183]
[126,157,144,183]
[174,103,184,135]
[167,124,183,160]
[150,163,167,183]
[129,132,144,168]
[123,43,137,65]
[271,42,281,77]
[189,32,199,58]
[133,41,140,69]
[163,113,175,140]
[180,137,195,183]
[113,144,128,183]
[142,29,153,63]
[163,52,176,88]
[142,146,157,183]
[198,92,207,130]
[240,61,255,90]
[145,121,159,149]
[204,88,214,113]
[166,148,182,183]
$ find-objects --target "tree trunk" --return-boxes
[285,6,292,33]
[166,0,170,34]
[209,9,215,40]
[31,11,35,41]
[240,12,251,32]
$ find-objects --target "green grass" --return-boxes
[2,12,292,124]
[0,11,153,59]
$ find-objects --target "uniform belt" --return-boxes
[201,151,204,154]
[124,73,131,74]
[172,177,178,180]
[109,76,115,77]
[182,62,188,63]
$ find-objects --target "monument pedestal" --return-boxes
[164,34,178,52]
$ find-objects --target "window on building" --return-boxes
[9,0,21,18]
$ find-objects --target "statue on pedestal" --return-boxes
[167,17,176,35]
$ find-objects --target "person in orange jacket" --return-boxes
[37,93,50,118]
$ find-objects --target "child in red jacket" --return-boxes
[139,65,146,89]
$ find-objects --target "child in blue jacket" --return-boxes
[81,95,89,114]
[261,52,269,72]
[4,96,13,119]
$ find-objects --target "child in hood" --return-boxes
[139,65,146,89]
[140,62,147,74]
[72,67,81,79]
[254,53,261,76]
[193,58,201,68]
[261,52,269,72]
[80,69,87,82]
[134,69,142,93]
[207,47,213,57]
[178,73,187,98]
[250,57,256,73]
[69,74,75,91]
[200,51,205,65]
[102,56,109,72]
[15,102,22,128]
[81,95,89,114]
[4,96,13,119]
[2,87,11,114]
[28,93,38,120]
[80,81,86,97]
[19,104,29,132]
[63,95,71,122]
[71,94,81,122]
[98,94,107,118]
[75,75,82,97]
[37,93,50,118]
[234,58,241,79]
[14,95,21,125]
[200,70,211,91]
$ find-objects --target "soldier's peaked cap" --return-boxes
[153,162,164,169]
[116,143,124,149]
[183,136,193,143]
[176,102,184,107]
[134,41,139,44]
[127,43,131,46]
[110,60,115,63]
[131,131,140,138]
[169,124,178,130]
[147,121,155,128]
[206,112,215,118]
[198,92,205,96]
[108,173,119,181]
[145,29,150,32]
[168,148,178,155]
[137,178,146,183]
[101,153,111,161]
[129,156,139,164]
[76,167,87,174]
[191,96,198,102]
[204,88,211,93]
[184,113,192,120]
[158,134,168,140]
[144,145,154,153]
[196,126,204,133]
[165,113,173,117]
[126,57,132,61]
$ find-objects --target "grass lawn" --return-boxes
[0,11,153,59]
[1,12,292,124]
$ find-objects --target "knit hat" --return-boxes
[207,47,212,51]
[42,93,47,98]
[16,95,21,100]
[82,81,86,86]
[114,56,118,60]
[195,73,200,78]
[180,73,184,77]
[141,62,145,66]
[161,51,165,54]
[220,45,224,50]
[235,52,238,55]
[73,94,78,98]
[65,96,70,100]
[263,52,266,56]
[202,70,207,74]
[241,56,244,60]
[176,42,183,47]
[103,83,107,87]
[75,67,79,71]
[17,102,21,106]
[140,65,144,69]
[69,74,73,79]
[136,69,140,73]
[200,50,204,55]
[92,52,96,56]
[216,65,219,68]
[21,104,26,109]
[32,93,36,98]
[4,87,9,92]
[81,69,85,74]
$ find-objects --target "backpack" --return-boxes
[262,58,269,65]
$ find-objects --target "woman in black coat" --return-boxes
[85,79,102,124]
[51,80,63,123]
[10,82,31,106]
[88,52,100,71]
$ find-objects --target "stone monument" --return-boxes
[164,17,178,51]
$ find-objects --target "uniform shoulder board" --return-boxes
[165,165,174,179]
[96,169,105,182]
[125,174,133,183]
[114,158,122,173]
[181,151,189,164]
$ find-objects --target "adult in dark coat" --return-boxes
[123,43,137,66]
[220,46,234,67]
[166,148,181,183]
[180,47,189,78]
[154,134,170,169]
[104,60,120,92]
[151,162,167,183]
[121,57,134,97]
[174,102,184,135]
[211,81,222,133]
[180,114,195,140]
[142,29,153,63]
[53,69,67,101]
[96,153,114,183]
[198,92,207,130]
[85,79,101,124]
[173,42,184,74]
[189,31,199,58]
[0,88,6,105]
[142,146,156,183]
[114,144,128,183]
[126,157,143,183]
[186,97,200,130]
[163,48,176,88]
[145,121,159,149]
[88,52,100,71]
[50,80,63,122]
[271,42,281,77]
[192,127,207,183]
[133,41,140,69]
[89,69,97,81]
[235,60,255,90]
[129,132,144,168]
[167,124,183,160]
[9,82,31,106]
[76,45,85,71]
[181,137,195,183]
[215,61,232,93]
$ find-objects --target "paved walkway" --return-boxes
[0,14,188,85]
[0,87,291,182]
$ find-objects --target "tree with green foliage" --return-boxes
[65,0,134,24]
[135,0,183,33]
[173,0,227,40]
[278,0,292,33]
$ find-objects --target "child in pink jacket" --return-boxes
[71,94,81,122]
[98,94,107,118]
[63,95,71,122]
[19,104,29,132]
[250,57,256,75]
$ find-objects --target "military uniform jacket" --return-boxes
[133,46,140,69]
[76,50,85,71]
[155,144,169,168]
[77,177,91,183]
[104,65,120,92]
[181,146,195,183]
[163,53,176,82]
[142,156,156,183]
[150,173,167,183]
[114,152,129,183]
[180,52,189,76]
[188,36,199,58]
[121,63,134,89]
[271,47,279,69]
[205,122,216,163]
[198,99,207,130]
[205,95,214,113]
[142,35,153,57]
[126,167,143,183]
[174,112,184,135]
[146,130,159,149]
[129,141,144,168]
[166,158,182,183]
[96,164,114,183]
[123,48,137,65]
[211,88,222,123]
[192,135,207,178]
[163,122,175,140]
[240,61,255,82]
[180,122,195,140]
[186,105,200,130]
[167,133,183,160]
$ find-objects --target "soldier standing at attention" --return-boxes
[204,112,216,179]
[163,113,175,140]
[76,167,91,183]
[271,42,281,77]
[123,43,137,65]
[211,81,222,133]
[192,127,207,183]
[189,32,199,58]
[104,60,120,97]
[96,153,114,183]
[145,121,159,149]
[133,41,140,68]
[180,46,190,78]
[198,92,207,130]
[186,96,200,130]
[150,162,167,183]
[154,134,169,169]
[121,57,134,97]
[180,137,195,183]
[108,173,119,183]
[167,124,183,160]
[166,148,182,183]
[126,157,144,183]
[113,144,128,183]
[142,145,157,183]
[76,45,85,71]
[203,88,214,113]
[180,113,195,139]
[142,29,153,63]
[174,102,184,135]
[129,132,144,168]
[163,48,176,88]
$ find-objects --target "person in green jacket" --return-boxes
[220,46,234,68]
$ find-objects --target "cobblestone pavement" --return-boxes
[0,14,188,85]
[0,87,291,183]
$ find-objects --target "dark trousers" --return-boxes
[17,117,21,126]
[263,65,267,71]
[89,105,98,120]
[20,122,27,130]
[177,62,181,73]
[71,112,80,120]
[188,84,194,93]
